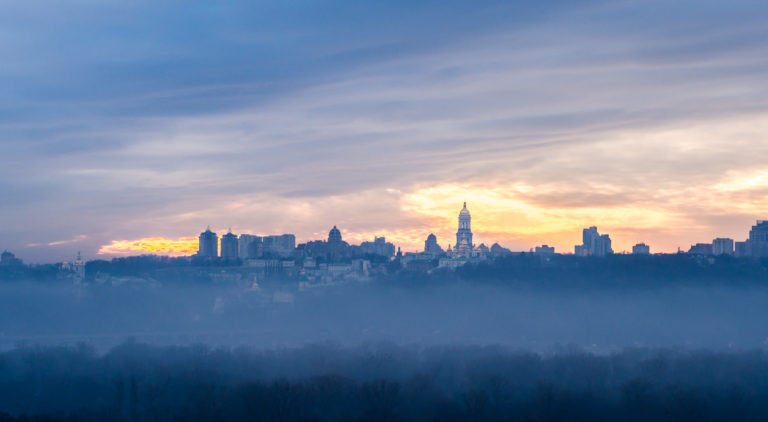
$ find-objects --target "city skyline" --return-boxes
[2,1,768,262]
[6,198,768,262]
[78,202,768,261]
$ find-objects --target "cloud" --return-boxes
[2,0,768,261]
[46,235,88,247]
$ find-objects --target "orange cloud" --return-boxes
[98,237,198,257]
[401,184,690,253]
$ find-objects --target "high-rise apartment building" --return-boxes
[262,234,296,257]
[575,226,613,256]
[239,234,262,259]
[220,231,239,259]
[712,238,734,256]
[197,227,218,258]
[745,220,768,257]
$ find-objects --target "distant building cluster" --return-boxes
[189,203,508,278]
[108,208,768,271]
[685,220,768,258]
[535,245,555,257]
[739,220,768,257]
[180,203,768,283]
[191,222,397,283]
[575,226,613,257]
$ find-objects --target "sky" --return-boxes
[2,0,768,262]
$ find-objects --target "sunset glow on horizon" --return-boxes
[96,167,768,257]
[98,237,199,257]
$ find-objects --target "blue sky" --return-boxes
[3,0,768,262]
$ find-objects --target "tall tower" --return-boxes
[198,226,218,258]
[220,230,239,259]
[455,202,473,257]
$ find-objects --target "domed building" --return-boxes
[424,233,444,256]
[298,225,351,262]
[328,225,343,244]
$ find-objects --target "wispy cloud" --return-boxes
[46,235,88,247]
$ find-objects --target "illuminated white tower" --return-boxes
[455,202,473,258]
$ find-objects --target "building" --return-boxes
[735,241,748,257]
[262,234,296,257]
[73,251,85,280]
[297,228,349,262]
[575,226,613,257]
[402,252,435,271]
[360,236,395,258]
[197,227,218,258]
[0,250,22,266]
[454,202,474,258]
[688,243,713,255]
[328,226,342,244]
[58,252,85,283]
[490,243,512,258]
[632,243,650,255]
[712,238,734,256]
[424,233,444,257]
[594,235,612,256]
[239,234,263,259]
[325,226,347,260]
[534,245,555,257]
[443,202,489,260]
[744,220,768,257]
[220,230,239,259]
[582,227,599,253]
[476,243,490,257]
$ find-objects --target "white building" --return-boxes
[712,238,734,256]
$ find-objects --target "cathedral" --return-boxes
[425,202,490,264]
[444,202,489,260]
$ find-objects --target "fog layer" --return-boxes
[1,280,766,352]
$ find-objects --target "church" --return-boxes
[447,202,489,259]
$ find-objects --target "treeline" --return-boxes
[2,342,768,421]
[4,253,768,287]
[0,265,59,283]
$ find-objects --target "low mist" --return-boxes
[1,277,767,352]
